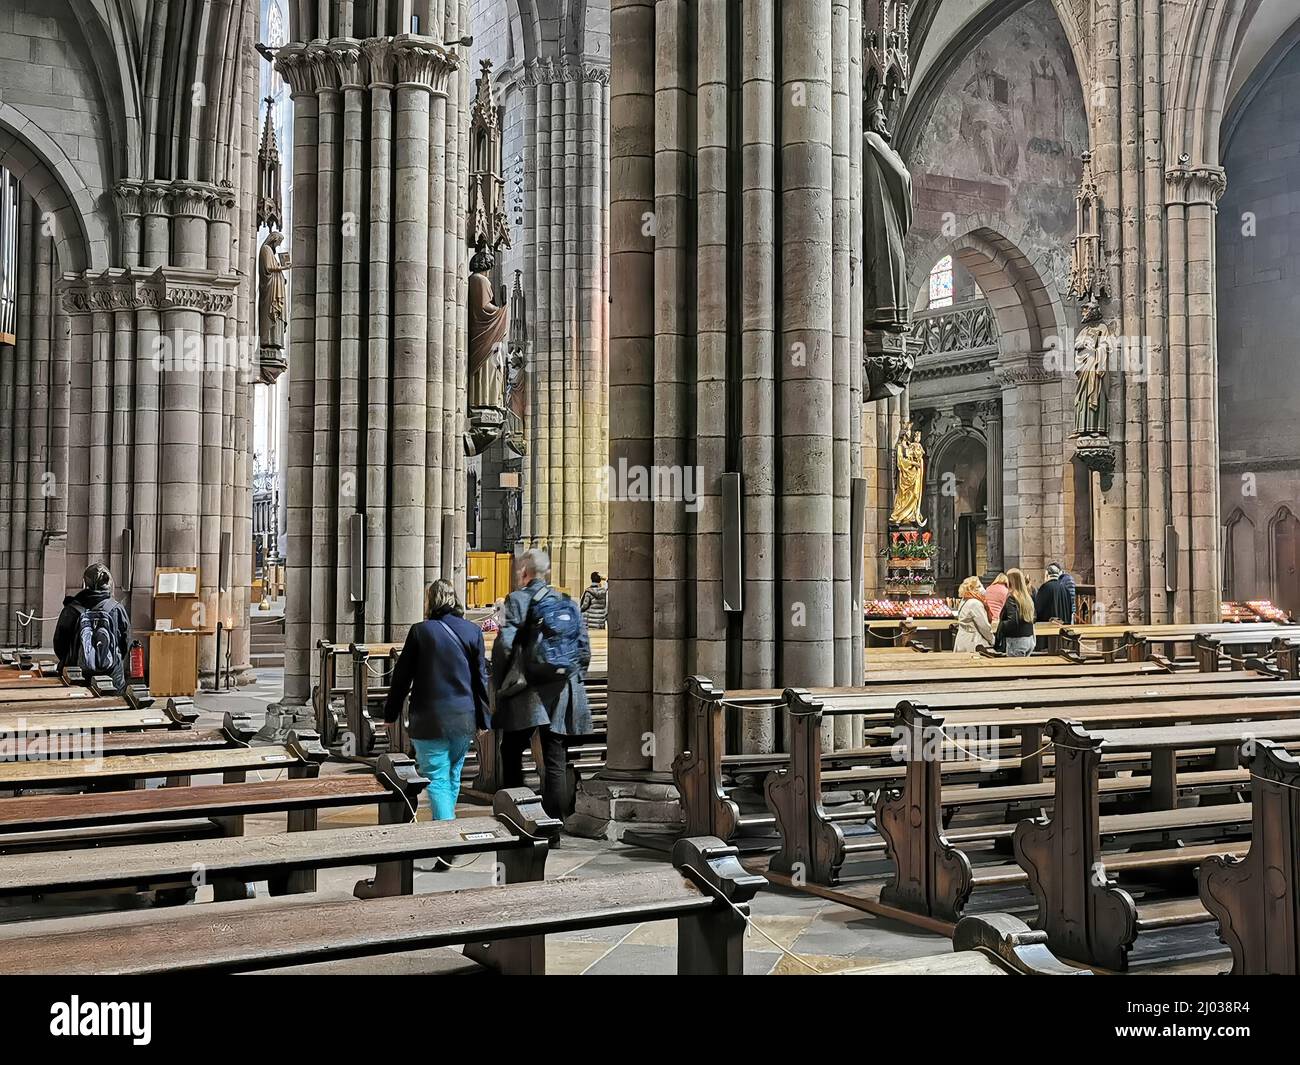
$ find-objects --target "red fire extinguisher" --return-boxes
[128,640,145,682]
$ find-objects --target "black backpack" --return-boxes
[77,602,122,684]
[523,587,584,684]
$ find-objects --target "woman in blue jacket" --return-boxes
[383,579,490,820]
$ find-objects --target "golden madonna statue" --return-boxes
[889,422,927,526]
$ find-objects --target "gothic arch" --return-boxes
[1166,0,1257,173]
[0,108,104,272]
[1269,504,1300,614]
[1223,505,1258,600]
[908,218,1066,356]
[1221,7,1300,152]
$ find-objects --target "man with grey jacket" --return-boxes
[491,548,592,820]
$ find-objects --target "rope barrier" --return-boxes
[685,868,824,974]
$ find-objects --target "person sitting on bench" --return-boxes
[383,579,491,822]
[52,563,133,692]
[492,548,592,822]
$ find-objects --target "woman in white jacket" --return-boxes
[952,576,995,652]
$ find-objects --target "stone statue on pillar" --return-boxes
[862,3,916,401]
[503,271,529,457]
[1066,151,1116,487]
[255,95,289,386]
[465,242,508,455]
[1073,297,1111,435]
[257,230,289,385]
[464,59,511,457]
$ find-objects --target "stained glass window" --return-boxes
[928,255,954,308]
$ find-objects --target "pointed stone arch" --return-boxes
[908,218,1066,357]
[0,107,104,272]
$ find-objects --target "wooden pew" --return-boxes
[841,913,1086,976]
[0,785,560,902]
[1199,739,1300,974]
[675,670,1294,843]
[0,834,763,976]
[0,753,426,842]
[0,710,251,762]
[1014,716,1300,970]
[0,697,197,734]
[1194,627,1300,672]
[0,727,329,793]
[872,698,1300,923]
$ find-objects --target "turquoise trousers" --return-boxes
[410,734,473,820]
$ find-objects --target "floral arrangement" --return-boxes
[884,529,937,562]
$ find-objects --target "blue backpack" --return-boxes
[524,587,583,684]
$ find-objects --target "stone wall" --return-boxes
[1217,38,1300,612]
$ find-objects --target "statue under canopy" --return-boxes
[468,242,508,412]
[257,230,289,351]
[1073,297,1111,436]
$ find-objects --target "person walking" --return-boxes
[383,579,491,822]
[579,571,608,630]
[53,563,132,691]
[491,548,592,822]
[953,576,995,652]
[995,567,1037,656]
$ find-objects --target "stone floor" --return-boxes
[171,668,956,975]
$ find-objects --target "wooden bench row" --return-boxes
[677,662,1299,972]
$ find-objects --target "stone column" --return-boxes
[979,397,1004,572]
[276,34,458,718]
[580,0,865,840]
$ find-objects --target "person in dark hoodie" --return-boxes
[382,578,490,822]
[52,563,132,690]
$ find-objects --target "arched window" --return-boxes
[265,2,285,98]
[928,255,954,308]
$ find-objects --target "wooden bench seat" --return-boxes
[0,835,762,975]
[779,694,1277,917]
[0,764,416,835]
[0,785,556,904]
[676,671,1296,843]
[0,711,251,763]
[0,699,197,734]
[841,913,1086,976]
[0,726,325,792]
[1199,739,1300,973]
[1014,716,1300,970]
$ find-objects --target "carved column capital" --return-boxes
[169,180,212,218]
[326,40,365,89]
[361,38,396,87]
[139,181,172,217]
[391,35,457,93]
[995,351,1057,388]
[1165,163,1227,206]
[275,43,318,98]
[113,180,143,218]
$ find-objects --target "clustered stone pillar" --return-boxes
[0,193,68,647]
[979,398,1004,572]
[520,57,610,594]
[277,32,463,710]
[578,0,865,841]
[1086,0,1224,622]
[56,176,248,678]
